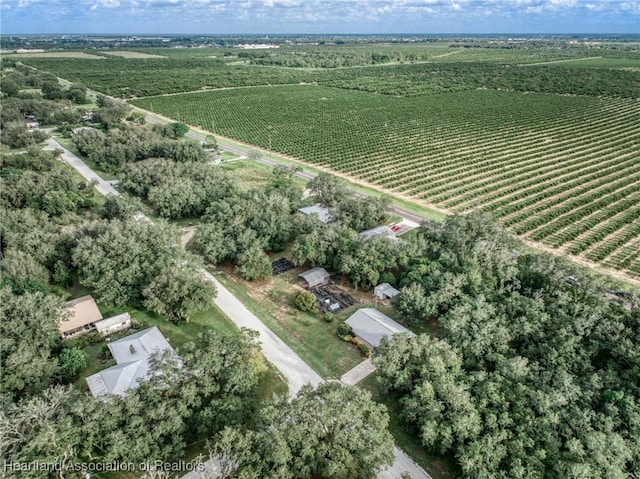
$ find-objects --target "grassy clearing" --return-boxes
[213,269,364,379]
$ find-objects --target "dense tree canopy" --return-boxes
[72,219,181,306]
[0,289,63,402]
[375,213,640,479]
[143,264,216,322]
[216,383,395,479]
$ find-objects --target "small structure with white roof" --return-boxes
[374,283,401,301]
[95,312,132,337]
[345,308,415,348]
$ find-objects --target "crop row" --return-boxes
[130,86,640,277]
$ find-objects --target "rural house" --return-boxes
[85,326,180,398]
[298,204,332,224]
[358,225,398,241]
[345,307,415,348]
[59,296,103,339]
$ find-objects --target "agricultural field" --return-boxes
[131,85,640,279]
[15,40,640,280]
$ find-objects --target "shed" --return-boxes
[95,312,132,336]
[298,267,331,289]
[298,204,332,224]
[59,295,103,339]
[358,225,398,241]
[86,326,180,398]
[374,283,401,300]
[345,308,415,348]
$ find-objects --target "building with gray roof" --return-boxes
[298,267,331,289]
[298,204,332,224]
[374,283,401,300]
[358,225,398,241]
[86,326,179,398]
[345,308,415,348]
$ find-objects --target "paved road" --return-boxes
[200,270,322,397]
[53,130,430,479]
[340,357,376,386]
[145,116,429,225]
[45,138,119,196]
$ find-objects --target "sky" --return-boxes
[2,0,639,35]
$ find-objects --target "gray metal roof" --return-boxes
[86,326,179,398]
[345,308,415,347]
[374,283,401,300]
[298,267,331,288]
[358,225,398,241]
[298,204,332,223]
[95,312,131,332]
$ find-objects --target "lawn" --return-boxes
[214,269,364,379]
[360,374,460,479]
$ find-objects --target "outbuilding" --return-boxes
[95,312,132,337]
[298,267,331,289]
[345,307,415,348]
[374,283,401,300]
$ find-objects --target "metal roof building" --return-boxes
[358,225,398,241]
[298,267,331,288]
[86,326,180,398]
[374,283,401,300]
[298,204,332,224]
[345,308,415,348]
[59,295,103,339]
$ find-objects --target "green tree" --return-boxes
[307,172,349,206]
[235,244,272,281]
[0,248,49,294]
[0,289,62,400]
[58,346,88,383]
[226,383,394,479]
[170,122,190,137]
[143,265,216,322]
[293,290,318,313]
[72,219,180,306]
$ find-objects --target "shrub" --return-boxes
[294,290,318,313]
[337,322,353,338]
[323,312,334,323]
[358,343,371,357]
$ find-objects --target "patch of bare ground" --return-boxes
[104,51,167,59]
